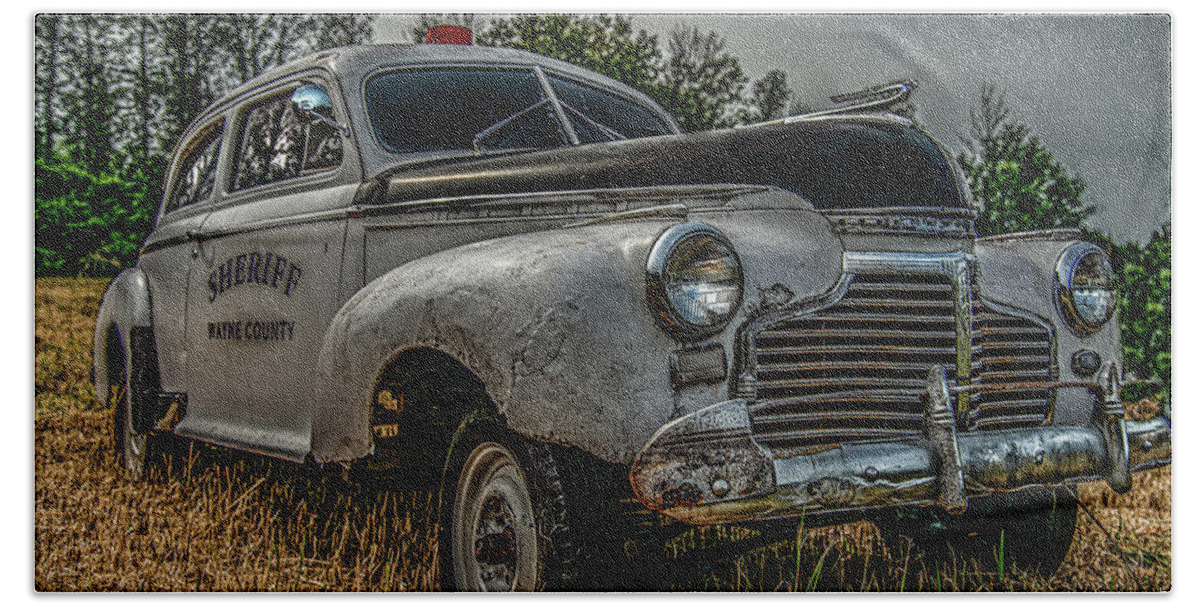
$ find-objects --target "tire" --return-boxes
[876,486,1078,576]
[438,426,581,591]
[108,329,150,479]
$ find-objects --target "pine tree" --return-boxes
[957,84,1093,235]
[744,69,792,123]
[653,26,747,131]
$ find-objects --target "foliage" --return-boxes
[1089,227,1172,402]
[741,69,792,123]
[35,154,155,277]
[33,14,375,277]
[958,123,1094,236]
[653,26,748,131]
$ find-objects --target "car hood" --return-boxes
[375,115,968,215]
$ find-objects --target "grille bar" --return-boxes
[758,328,962,341]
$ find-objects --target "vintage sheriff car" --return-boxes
[93,27,1170,590]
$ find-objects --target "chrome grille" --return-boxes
[971,304,1054,431]
[746,269,1053,452]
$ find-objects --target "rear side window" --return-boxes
[166,120,223,213]
[233,85,343,191]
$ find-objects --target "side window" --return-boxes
[233,84,343,191]
[166,120,224,213]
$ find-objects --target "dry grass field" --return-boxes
[34,278,1171,592]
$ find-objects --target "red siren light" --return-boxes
[426,25,474,45]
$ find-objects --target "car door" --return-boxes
[172,74,359,460]
[138,118,227,396]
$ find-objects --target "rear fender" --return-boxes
[92,268,154,407]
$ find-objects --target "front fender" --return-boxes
[312,221,682,464]
[92,268,153,405]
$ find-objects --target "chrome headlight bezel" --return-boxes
[1055,242,1117,335]
[646,222,744,341]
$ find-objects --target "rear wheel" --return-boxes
[108,330,149,479]
[876,486,1077,576]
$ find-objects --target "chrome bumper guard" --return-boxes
[630,364,1171,525]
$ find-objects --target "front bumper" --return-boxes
[630,364,1171,525]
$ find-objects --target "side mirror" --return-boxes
[291,83,349,137]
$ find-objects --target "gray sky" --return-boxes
[377,14,1170,243]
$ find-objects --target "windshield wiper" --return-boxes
[560,103,626,142]
[472,99,555,154]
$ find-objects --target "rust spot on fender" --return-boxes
[661,482,703,509]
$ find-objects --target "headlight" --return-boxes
[647,222,743,340]
[1056,242,1116,334]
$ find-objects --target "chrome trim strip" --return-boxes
[733,273,854,399]
[843,250,976,276]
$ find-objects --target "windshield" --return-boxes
[548,76,672,141]
[365,67,673,154]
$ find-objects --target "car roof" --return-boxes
[200,43,674,134]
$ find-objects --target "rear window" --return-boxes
[166,120,223,213]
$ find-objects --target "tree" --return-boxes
[1112,226,1171,402]
[654,26,747,131]
[479,15,662,95]
[160,15,222,149]
[34,14,64,156]
[742,69,792,123]
[213,14,372,85]
[114,15,164,169]
[957,85,1093,236]
[309,14,375,51]
[961,83,1010,155]
[62,15,122,174]
[33,13,377,278]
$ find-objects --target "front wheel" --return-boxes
[439,427,582,591]
[448,441,541,590]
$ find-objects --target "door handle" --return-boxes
[187,229,207,259]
